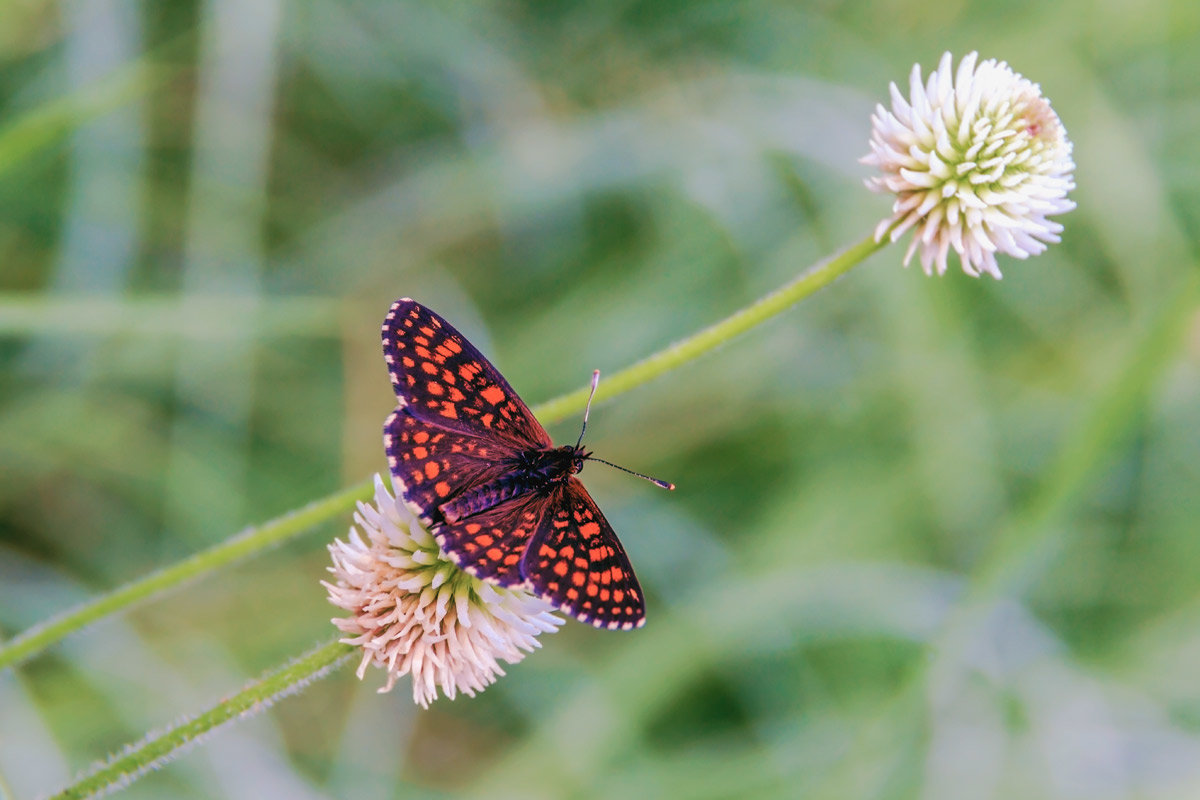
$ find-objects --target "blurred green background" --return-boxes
[3,0,1200,798]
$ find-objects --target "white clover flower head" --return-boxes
[862,51,1076,278]
[324,474,563,708]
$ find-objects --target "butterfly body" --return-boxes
[381,298,649,630]
[440,445,585,524]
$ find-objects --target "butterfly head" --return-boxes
[548,444,589,477]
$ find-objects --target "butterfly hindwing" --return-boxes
[433,494,544,587]
[383,408,518,526]
[382,298,552,450]
[521,478,646,630]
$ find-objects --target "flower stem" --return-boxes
[1,232,883,670]
[0,480,372,671]
[46,639,354,800]
[534,233,884,422]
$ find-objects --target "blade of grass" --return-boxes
[0,295,344,338]
[0,48,178,180]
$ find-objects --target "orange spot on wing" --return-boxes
[440,402,458,419]
[480,385,506,405]
[424,462,440,479]
[580,522,601,537]
[413,431,429,444]
[434,481,451,497]
[553,560,569,577]
[486,547,503,562]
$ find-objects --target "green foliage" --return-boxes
[3,1,1200,798]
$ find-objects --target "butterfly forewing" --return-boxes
[521,479,646,630]
[382,299,552,449]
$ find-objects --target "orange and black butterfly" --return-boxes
[381,298,671,630]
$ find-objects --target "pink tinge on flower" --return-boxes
[862,52,1076,278]
[323,474,563,708]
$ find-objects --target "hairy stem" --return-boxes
[47,639,354,800]
[535,234,883,421]
[0,481,370,671]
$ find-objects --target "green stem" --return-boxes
[47,639,354,800]
[0,480,371,671]
[0,232,883,671]
[535,233,884,421]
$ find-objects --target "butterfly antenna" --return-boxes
[577,369,675,490]
[587,457,676,491]
[576,369,601,450]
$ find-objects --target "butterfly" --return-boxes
[380,298,671,630]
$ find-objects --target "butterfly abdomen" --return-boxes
[438,446,584,523]
[440,472,534,523]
